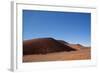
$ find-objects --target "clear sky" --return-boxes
[23,10,91,46]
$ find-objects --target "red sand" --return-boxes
[23,48,90,62]
[23,38,91,62]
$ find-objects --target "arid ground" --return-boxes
[23,38,91,62]
[23,48,90,62]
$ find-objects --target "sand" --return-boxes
[23,48,91,62]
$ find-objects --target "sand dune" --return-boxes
[23,37,91,62]
[23,38,76,55]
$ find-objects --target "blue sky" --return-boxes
[23,10,91,46]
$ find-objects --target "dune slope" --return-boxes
[23,38,76,55]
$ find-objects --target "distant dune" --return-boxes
[23,37,91,62]
[58,40,90,50]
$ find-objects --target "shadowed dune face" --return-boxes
[23,38,76,55]
[57,40,69,45]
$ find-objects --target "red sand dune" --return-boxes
[23,38,76,55]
